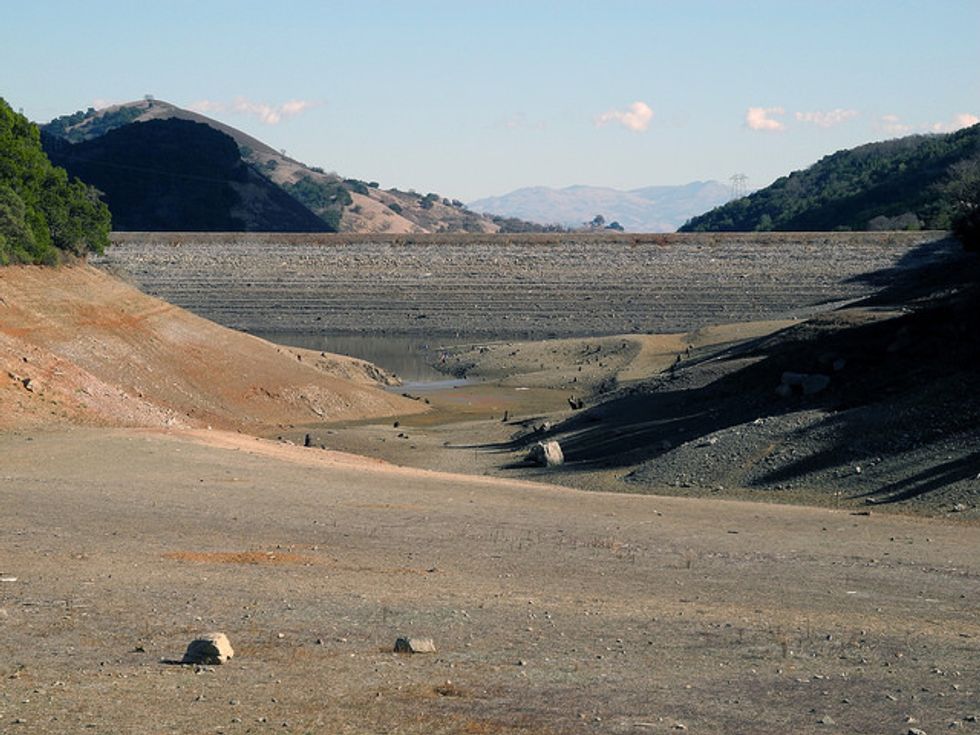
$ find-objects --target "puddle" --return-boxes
[395,377,472,392]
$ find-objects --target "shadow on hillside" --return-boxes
[845,234,964,294]
[854,451,980,504]
[487,242,980,502]
[491,328,822,472]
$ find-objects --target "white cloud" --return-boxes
[188,97,318,125]
[795,108,859,128]
[279,99,315,118]
[877,114,913,136]
[595,101,654,132]
[929,113,980,133]
[745,106,786,131]
[877,112,978,137]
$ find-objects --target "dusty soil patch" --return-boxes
[1,428,978,734]
[163,550,321,566]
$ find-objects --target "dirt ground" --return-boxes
[1,428,978,734]
[0,264,420,433]
[290,245,980,521]
[2,238,979,733]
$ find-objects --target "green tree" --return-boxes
[946,157,980,250]
[0,97,110,264]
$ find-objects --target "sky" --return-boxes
[2,0,978,201]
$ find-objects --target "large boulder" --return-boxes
[528,440,564,467]
[182,632,234,665]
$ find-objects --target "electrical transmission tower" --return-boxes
[729,173,748,200]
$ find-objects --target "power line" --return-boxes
[729,173,748,200]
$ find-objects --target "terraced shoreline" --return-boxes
[98,231,954,338]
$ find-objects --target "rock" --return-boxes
[527,440,564,467]
[817,715,835,725]
[908,728,928,735]
[394,637,436,654]
[181,633,234,665]
[781,371,806,387]
[778,371,830,396]
[802,374,831,395]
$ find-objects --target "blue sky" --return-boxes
[2,0,978,200]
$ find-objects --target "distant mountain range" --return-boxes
[681,124,980,232]
[468,181,731,232]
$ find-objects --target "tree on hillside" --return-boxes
[0,97,110,265]
[947,158,980,250]
[680,124,980,233]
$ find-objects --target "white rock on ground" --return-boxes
[394,637,436,653]
[528,440,564,467]
[182,632,234,664]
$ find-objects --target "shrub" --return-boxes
[953,208,979,251]
[946,156,980,251]
[343,178,369,195]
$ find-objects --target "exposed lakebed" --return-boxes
[99,231,955,339]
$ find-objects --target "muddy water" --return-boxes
[251,331,463,383]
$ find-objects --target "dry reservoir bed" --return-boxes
[97,232,953,339]
[1,429,978,734]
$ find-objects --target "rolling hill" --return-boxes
[680,124,980,232]
[42,99,504,234]
[42,119,331,232]
[468,181,730,232]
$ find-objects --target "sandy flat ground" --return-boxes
[1,428,978,734]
